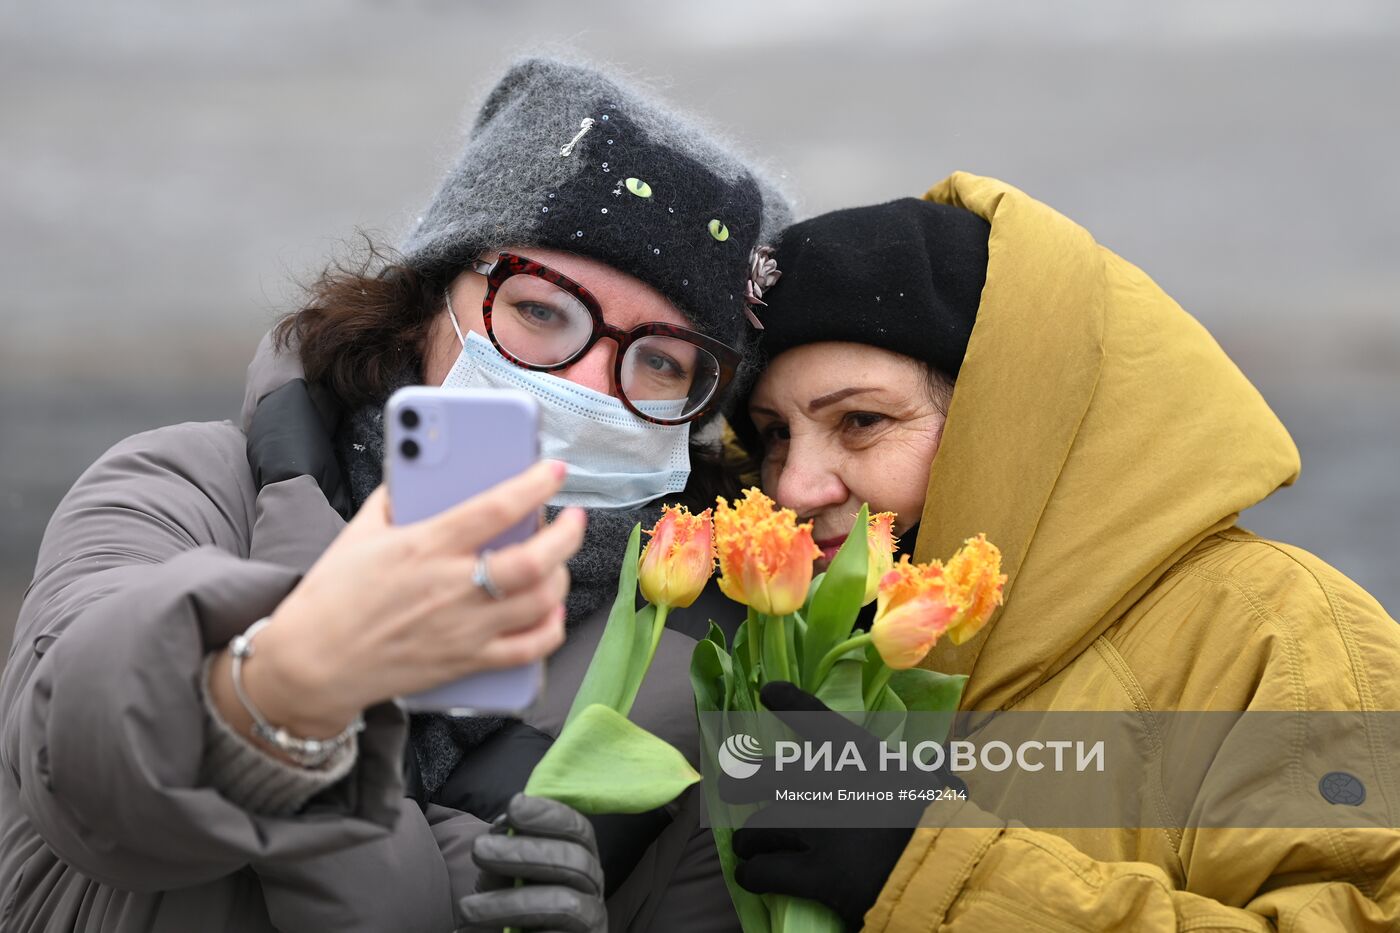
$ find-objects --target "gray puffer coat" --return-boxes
[0,335,735,932]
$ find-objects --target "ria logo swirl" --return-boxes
[718,733,764,779]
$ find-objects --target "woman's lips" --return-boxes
[815,535,847,561]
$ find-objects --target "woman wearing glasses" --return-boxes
[0,58,787,932]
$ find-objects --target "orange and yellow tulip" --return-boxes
[869,557,959,669]
[862,512,899,606]
[638,505,715,609]
[943,533,1007,645]
[714,489,820,617]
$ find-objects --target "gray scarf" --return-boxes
[336,393,661,797]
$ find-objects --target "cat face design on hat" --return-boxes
[401,58,792,364]
[533,107,765,347]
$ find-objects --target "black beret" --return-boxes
[757,198,991,381]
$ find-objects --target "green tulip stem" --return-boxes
[812,633,873,688]
[747,607,761,681]
[773,614,793,684]
[644,603,672,671]
[864,665,894,708]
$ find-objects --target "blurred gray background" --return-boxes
[3,0,1398,657]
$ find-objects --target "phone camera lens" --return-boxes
[400,408,420,429]
[400,438,421,460]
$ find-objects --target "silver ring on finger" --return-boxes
[472,550,507,601]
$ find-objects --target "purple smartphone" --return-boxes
[385,386,544,715]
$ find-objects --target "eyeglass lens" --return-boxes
[491,273,721,420]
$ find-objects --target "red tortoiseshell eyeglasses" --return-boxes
[467,251,740,426]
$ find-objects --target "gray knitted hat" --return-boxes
[401,57,793,359]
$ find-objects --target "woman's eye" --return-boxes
[845,411,885,430]
[760,424,790,444]
[516,302,562,326]
[641,351,687,379]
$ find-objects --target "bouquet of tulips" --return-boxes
[524,489,1004,933]
[690,490,1004,933]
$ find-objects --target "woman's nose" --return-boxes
[770,448,848,519]
[557,340,618,397]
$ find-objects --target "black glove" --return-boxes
[433,721,671,896]
[459,794,607,933]
[246,378,350,518]
[728,682,963,932]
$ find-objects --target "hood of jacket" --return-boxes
[240,330,307,432]
[913,172,1300,712]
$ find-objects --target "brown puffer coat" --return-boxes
[0,335,736,932]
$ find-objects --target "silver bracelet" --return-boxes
[229,617,364,769]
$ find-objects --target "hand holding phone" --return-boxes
[245,456,581,744]
[387,386,554,714]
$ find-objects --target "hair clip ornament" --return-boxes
[743,245,782,329]
[559,118,596,157]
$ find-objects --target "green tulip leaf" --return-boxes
[710,623,736,712]
[889,668,965,748]
[814,657,865,712]
[710,825,775,933]
[694,708,773,933]
[772,894,844,931]
[729,613,761,713]
[873,684,907,714]
[705,619,728,651]
[789,612,807,683]
[690,636,731,714]
[801,572,826,619]
[525,704,700,813]
[733,610,757,684]
[863,684,908,746]
[614,602,658,717]
[889,668,967,713]
[565,525,642,727]
[802,504,870,684]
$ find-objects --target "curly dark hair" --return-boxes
[273,235,451,409]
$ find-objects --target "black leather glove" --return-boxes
[246,378,350,518]
[459,794,607,933]
[728,682,963,932]
[433,720,671,896]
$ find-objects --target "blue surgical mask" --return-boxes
[441,329,692,510]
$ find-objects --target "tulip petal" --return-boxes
[640,505,715,609]
[714,489,820,617]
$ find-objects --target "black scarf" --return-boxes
[336,391,662,797]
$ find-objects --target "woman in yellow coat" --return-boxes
[733,173,1400,930]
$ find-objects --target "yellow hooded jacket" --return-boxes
[865,173,1400,931]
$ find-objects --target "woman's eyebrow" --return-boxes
[808,387,877,411]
